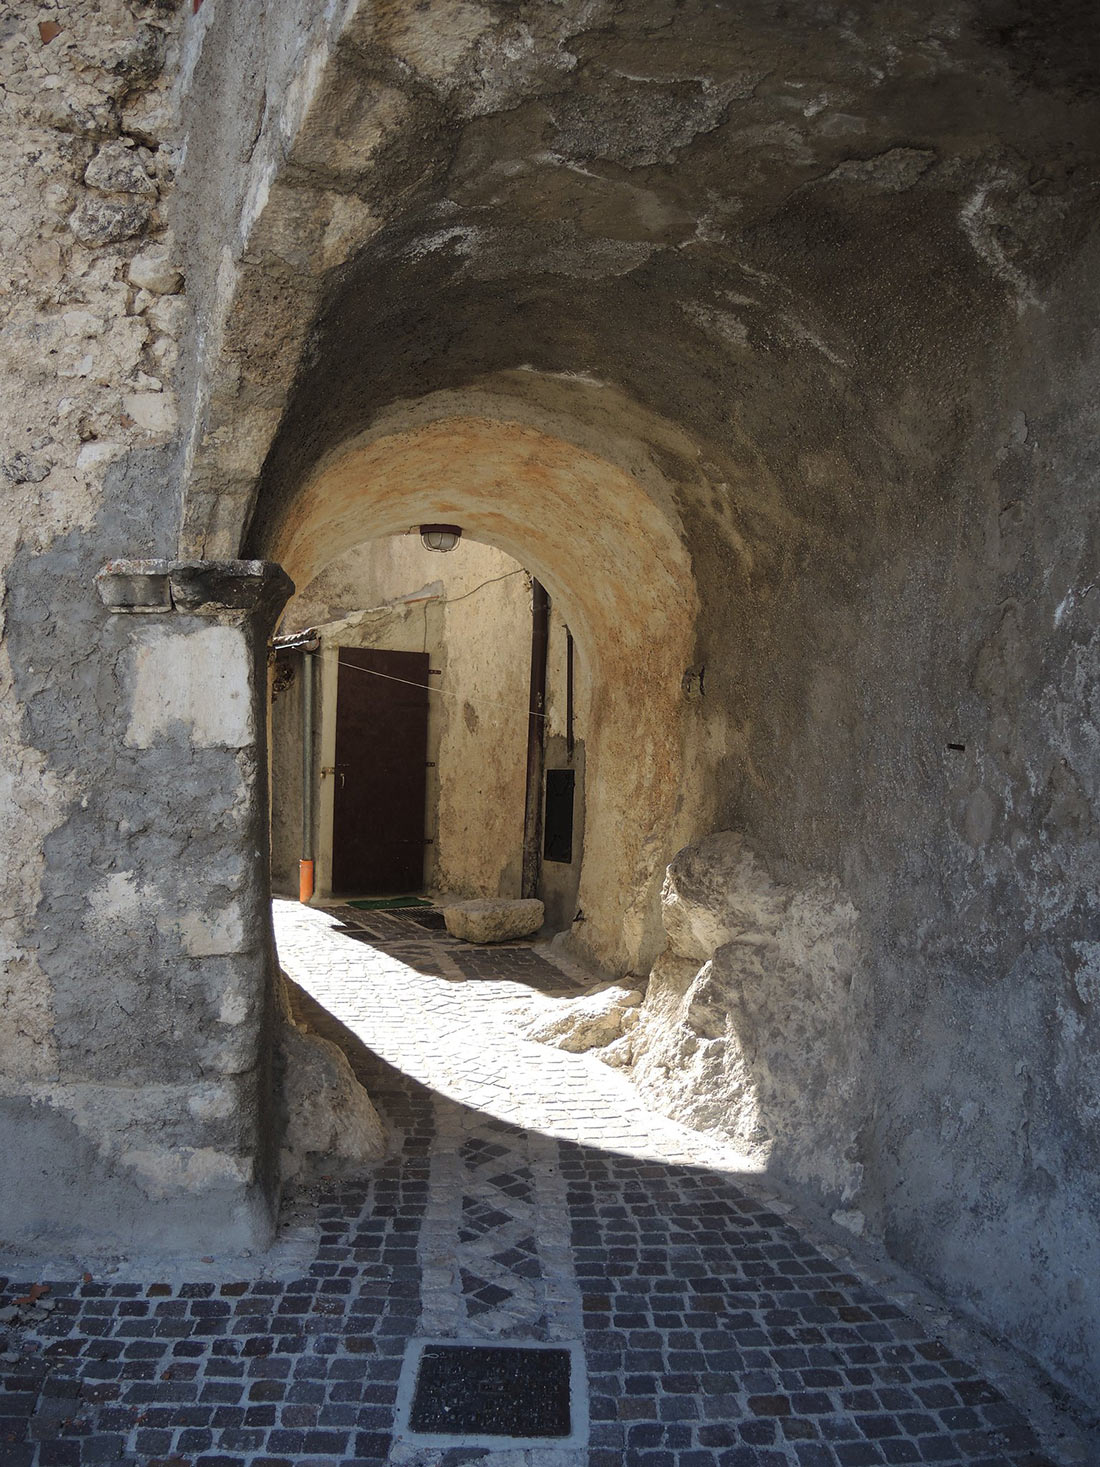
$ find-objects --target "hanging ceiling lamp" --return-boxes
[420,523,462,552]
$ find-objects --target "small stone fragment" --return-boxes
[832,1208,866,1236]
[77,440,123,471]
[35,94,118,137]
[127,371,163,392]
[145,295,187,336]
[599,1033,636,1067]
[121,93,174,149]
[525,985,642,1052]
[123,392,177,435]
[111,23,166,87]
[128,246,182,295]
[39,20,61,43]
[70,198,152,247]
[279,1018,388,1182]
[2,453,50,484]
[84,141,157,197]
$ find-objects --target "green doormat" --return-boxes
[346,895,433,910]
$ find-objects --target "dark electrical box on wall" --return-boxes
[543,769,575,864]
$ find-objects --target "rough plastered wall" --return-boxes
[1,0,1096,1407]
[170,0,1100,1400]
[0,2,258,1247]
[274,536,533,900]
[428,544,531,900]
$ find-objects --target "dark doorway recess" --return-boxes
[331,647,429,894]
[522,579,551,898]
[543,768,575,864]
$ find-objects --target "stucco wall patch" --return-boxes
[125,623,253,748]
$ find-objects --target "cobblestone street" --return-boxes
[0,902,1093,1467]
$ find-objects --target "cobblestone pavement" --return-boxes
[0,901,1093,1467]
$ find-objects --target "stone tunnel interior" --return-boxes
[251,401,707,977]
[0,0,1099,1437]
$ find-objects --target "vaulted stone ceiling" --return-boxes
[169,0,1100,1401]
[204,0,1100,916]
[182,0,1100,569]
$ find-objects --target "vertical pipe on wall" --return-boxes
[522,579,551,899]
[299,647,315,902]
[565,626,575,763]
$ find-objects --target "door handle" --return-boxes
[338,771,345,789]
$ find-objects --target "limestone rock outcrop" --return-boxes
[660,832,792,963]
[442,897,544,943]
[630,832,869,1203]
[525,984,642,1053]
[278,1022,388,1183]
[275,971,388,1184]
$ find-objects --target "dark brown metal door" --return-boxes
[331,647,430,894]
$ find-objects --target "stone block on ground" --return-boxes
[442,897,544,943]
[277,1021,388,1183]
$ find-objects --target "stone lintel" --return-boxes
[96,558,294,625]
[95,558,172,612]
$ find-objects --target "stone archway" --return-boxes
[89,378,712,1251]
[254,405,706,977]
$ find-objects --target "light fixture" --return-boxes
[420,523,462,552]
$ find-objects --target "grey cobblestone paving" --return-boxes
[0,901,1091,1466]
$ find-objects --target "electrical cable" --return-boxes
[443,568,527,604]
[337,658,552,721]
[331,567,542,716]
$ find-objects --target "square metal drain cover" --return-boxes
[397,1339,588,1449]
[407,910,448,931]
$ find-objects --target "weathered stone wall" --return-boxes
[1,0,1098,1410]
[630,833,869,1207]
[0,3,213,1246]
[172,0,1100,1397]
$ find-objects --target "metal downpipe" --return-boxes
[299,647,315,902]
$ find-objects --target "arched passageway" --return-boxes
[1,0,1097,1420]
[156,0,1100,1403]
[252,398,708,976]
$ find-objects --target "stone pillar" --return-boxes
[81,558,294,1251]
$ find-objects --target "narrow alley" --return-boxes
[0,905,1091,1467]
